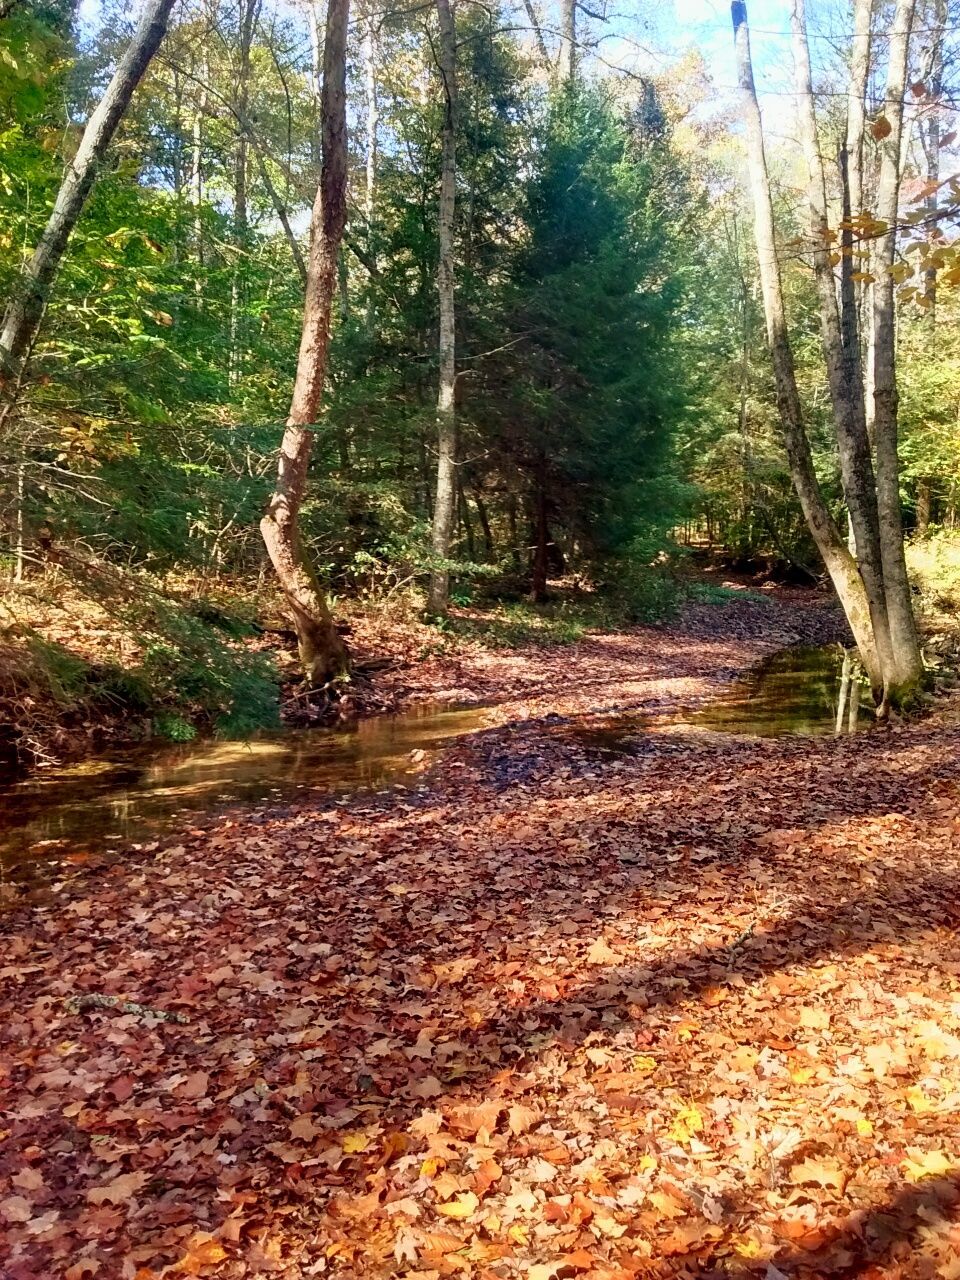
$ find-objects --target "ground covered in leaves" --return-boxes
[4,587,960,1280]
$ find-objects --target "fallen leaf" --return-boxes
[435,1191,479,1219]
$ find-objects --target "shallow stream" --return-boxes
[0,643,870,893]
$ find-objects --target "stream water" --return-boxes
[0,644,871,894]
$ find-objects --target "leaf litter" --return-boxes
[4,587,960,1278]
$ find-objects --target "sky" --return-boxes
[74,0,841,134]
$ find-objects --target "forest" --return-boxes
[5,0,960,1276]
[1,0,956,751]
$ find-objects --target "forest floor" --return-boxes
[5,584,960,1279]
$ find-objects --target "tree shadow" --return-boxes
[5,695,960,1275]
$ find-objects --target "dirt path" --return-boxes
[4,589,960,1279]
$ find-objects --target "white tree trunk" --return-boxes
[871,0,924,698]
[427,0,458,615]
[558,0,576,81]
[731,0,883,691]
[790,0,895,694]
[0,0,178,386]
[364,12,379,226]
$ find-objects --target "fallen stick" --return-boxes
[64,993,188,1023]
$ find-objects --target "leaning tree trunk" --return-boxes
[0,0,178,387]
[427,0,458,616]
[260,0,351,686]
[790,0,895,698]
[731,0,883,693]
[871,0,924,701]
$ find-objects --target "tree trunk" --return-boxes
[531,467,549,603]
[363,10,379,227]
[731,0,883,693]
[845,0,872,223]
[0,0,178,386]
[427,0,458,616]
[472,484,495,559]
[260,0,351,686]
[845,0,874,439]
[521,0,550,69]
[916,480,932,536]
[790,0,895,690]
[229,0,261,386]
[871,0,924,700]
[558,0,576,81]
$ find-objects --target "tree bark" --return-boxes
[363,10,379,227]
[521,0,550,69]
[871,0,924,700]
[260,0,351,686]
[845,0,872,223]
[0,0,179,386]
[559,0,576,81]
[427,0,458,615]
[790,0,895,691]
[731,0,883,692]
[531,464,549,603]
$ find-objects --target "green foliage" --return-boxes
[126,595,280,736]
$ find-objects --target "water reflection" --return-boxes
[0,702,491,889]
[689,644,872,738]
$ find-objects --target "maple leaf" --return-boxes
[86,1170,149,1206]
[410,1108,444,1136]
[669,1103,704,1144]
[902,1148,954,1181]
[649,1189,686,1219]
[447,1099,502,1137]
[587,936,622,965]
[507,1102,540,1135]
[170,1234,228,1274]
[436,1191,479,1219]
[289,1113,320,1141]
[788,1157,846,1192]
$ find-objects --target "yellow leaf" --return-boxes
[436,1191,479,1219]
[734,1234,764,1259]
[342,1131,371,1154]
[789,1157,846,1191]
[172,1235,227,1275]
[906,1086,932,1114]
[632,1054,657,1075]
[856,1117,874,1137]
[902,1148,953,1181]
[669,1104,704,1144]
[649,1189,686,1219]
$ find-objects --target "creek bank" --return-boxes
[2,581,850,902]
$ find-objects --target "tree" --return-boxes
[871,0,925,695]
[426,0,458,615]
[260,0,351,686]
[0,0,179,392]
[731,0,882,689]
[732,0,925,709]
